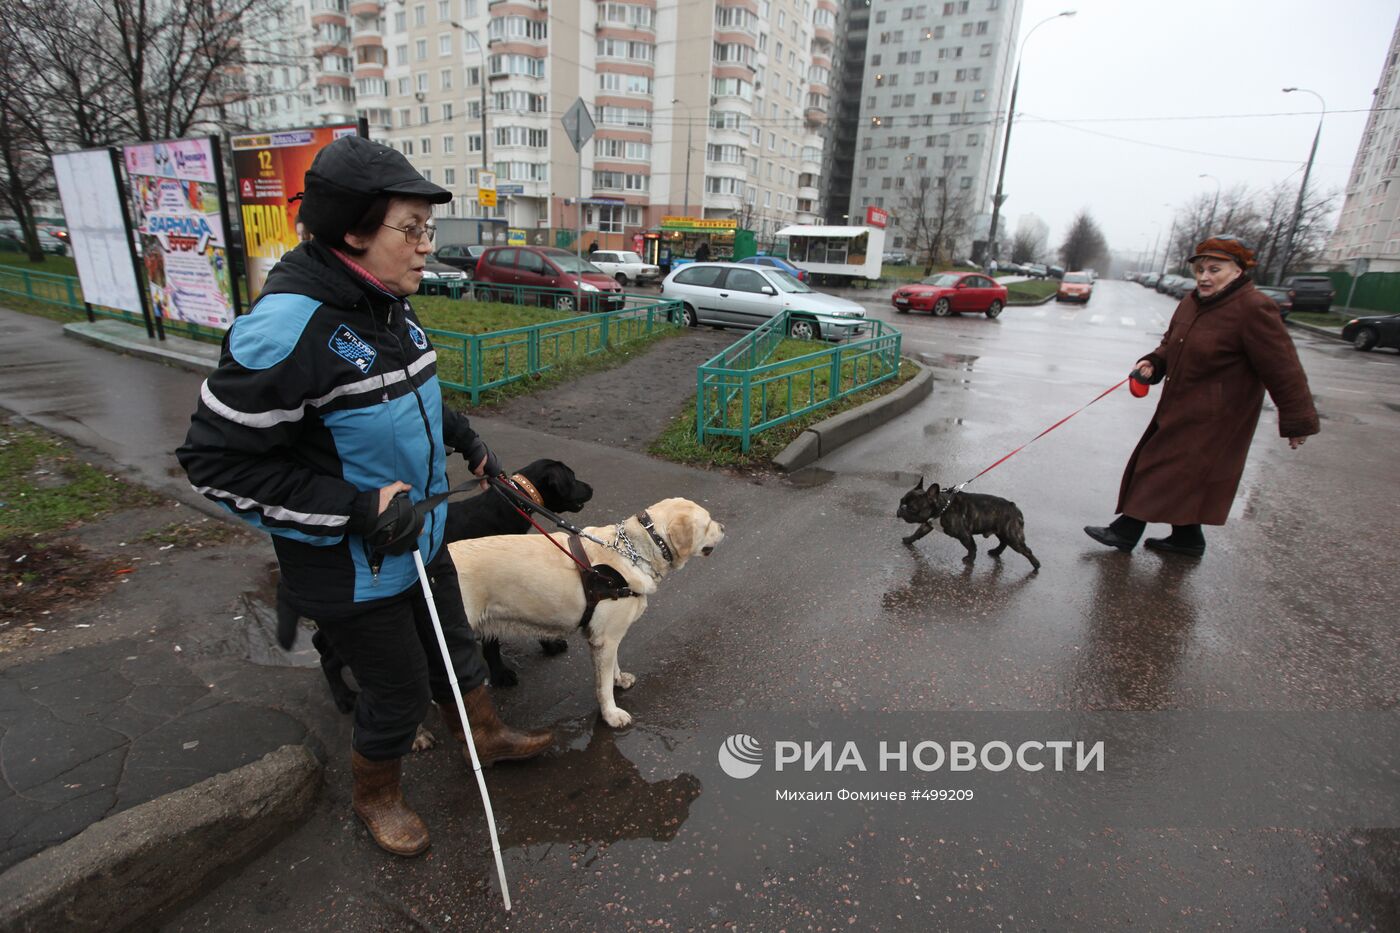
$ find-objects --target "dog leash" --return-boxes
[936,377,1132,511]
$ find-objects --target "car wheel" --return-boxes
[788,317,820,340]
[615,273,628,287]
[1354,327,1378,351]
[555,294,577,313]
[682,304,699,327]
[986,300,1003,319]
[933,298,952,317]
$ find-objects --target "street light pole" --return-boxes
[1199,173,1220,234]
[1279,87,1325,282]
[454,25,491,241]
[986,10,1076,263]
[671,98,694,216]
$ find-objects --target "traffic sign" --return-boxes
[477,170,497,208]
[561,98,596,153]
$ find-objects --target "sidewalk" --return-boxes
[0,305,929,930]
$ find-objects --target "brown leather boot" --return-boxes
[437,686,553,766]
[350,750,430,857]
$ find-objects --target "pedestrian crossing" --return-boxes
[1030,307,1166,330]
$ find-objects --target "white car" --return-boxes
[588,250,662,286]
[659,262,867,341]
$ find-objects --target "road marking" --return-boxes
[1121,317,1136,327]
[1089,314,1104,324]
[1033,309,1046,318]
[1060,312,1077,321]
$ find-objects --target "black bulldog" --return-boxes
[897,477,1040,571]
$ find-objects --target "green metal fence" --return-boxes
[697,310,903,452]
[1317,271,1400,314]
[429,295,681,403]
[0,266,84,311]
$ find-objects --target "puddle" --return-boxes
[229,565,320,668]
[784,466,835,488]
[919,352,980,370]
[500,718,702,849]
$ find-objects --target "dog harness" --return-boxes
[568,535,634,632]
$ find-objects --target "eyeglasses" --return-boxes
[382,222,437,245]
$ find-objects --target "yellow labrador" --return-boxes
[447,498,725,727]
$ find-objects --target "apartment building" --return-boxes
[1322,14,1400,272]
[844,0,1021,256]
[230,1,837,245]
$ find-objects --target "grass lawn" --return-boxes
[1287,311,1347,329]
[0,420,161,541]
[1005,280,1059,303]
[650,340,919,469]
[0,249,78,277]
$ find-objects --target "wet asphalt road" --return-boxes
[158,281,1400,930]
[4,284,1398,929]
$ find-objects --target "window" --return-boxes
[414,4,425,27]
[395,44,408,66]
[415,39,427,61]
[420,137,431,155]
[967,133,980,146]
[443,167,456,186]
[441,102,453,122]
[675,265,726,287]
[725,268,768,293]
[443,134,454,154]
[441,68,452,90]
[439,34,452,56]
[489,54,546,78]
[394,11,406,32]
[437,0,448,19]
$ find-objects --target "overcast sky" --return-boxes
[1002,0,1398,263]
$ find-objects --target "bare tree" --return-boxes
[1165,181,1337,284]
[1059,210,1109,272]
[896,173,972,274]
[0,18,59,261]
[1010,215,1049,264]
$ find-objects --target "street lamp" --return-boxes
[452,24,491,239]
[671,97,695,217]
[986,10,1076,263]
[1198,173,1220,234]
[1279,87,1326,282]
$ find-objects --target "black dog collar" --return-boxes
[635,510,674,564]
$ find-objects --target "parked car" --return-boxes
[588,249,662,286]
[1280,275,1336,312]
[891,272,1009,319]
[1166,275,1195,299]
[474,245,625,312]
[882,249,910,265]
[417,255,469,296]
[1140,273,1161,289]
[998,261,1027,275]
[1341,313,1400,352]
[1255,285,1293,318]
[737,254,808,282]
[0,221,68,256]
[1056,271,1094,303]
[1047,264,1065,279]
[434,243,488,278]
[660,262,866,340]
[1023,263,1049,279]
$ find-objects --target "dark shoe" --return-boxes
[1144,537,1205,557]
[439,688,553,766]
[350,750,429,857]
[1084,525,1136,552]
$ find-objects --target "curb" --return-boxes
[62,320,219,374]
[0,744,323,933]
[773,362,933,472]
[1284,318,1348,342]
[1007,293,1058,307]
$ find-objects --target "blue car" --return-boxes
[737,254,807,282]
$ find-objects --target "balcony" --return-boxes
[804,107,828,128]
[349,0,379,15]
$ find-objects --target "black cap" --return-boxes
[296,135,450,242]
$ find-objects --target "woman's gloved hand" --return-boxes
[465,436,502,481]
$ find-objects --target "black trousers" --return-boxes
[304,546,489,760]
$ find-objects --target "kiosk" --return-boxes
[778,225,885,285]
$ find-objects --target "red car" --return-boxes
[474,245,624,312]
[891,272,1008,319]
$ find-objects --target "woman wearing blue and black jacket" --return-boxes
[178,136,551,857]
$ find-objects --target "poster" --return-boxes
[123,137,236,330]
[51,149,143,313]
[231,124,360,302]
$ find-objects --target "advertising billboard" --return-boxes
[230,124,361,302]
[51,148,144,315]
[123,137,238,330]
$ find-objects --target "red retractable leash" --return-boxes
[935,373,1145,511]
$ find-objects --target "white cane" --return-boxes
[411,547,512,912]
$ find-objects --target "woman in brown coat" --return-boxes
[1084,236,1319,557]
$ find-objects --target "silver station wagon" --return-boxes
[659,262,867,341]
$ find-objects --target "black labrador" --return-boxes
[280,459,593,712]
